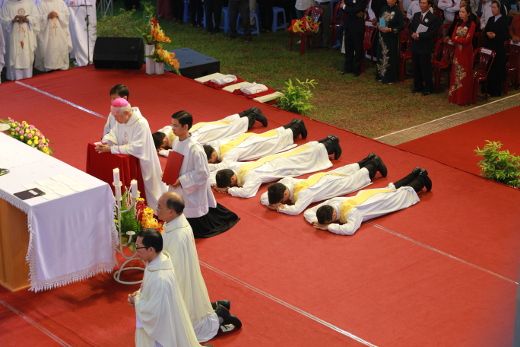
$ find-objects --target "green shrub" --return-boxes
[95,8,147,37]
[475,140,520,188]
[276,78,317,115]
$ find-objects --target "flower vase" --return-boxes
[145,44,155,74]
[155,61,165,75]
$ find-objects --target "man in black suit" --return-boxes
[340,0,368,77]
[410,0,440,95]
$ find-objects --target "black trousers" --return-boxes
[205,0,223,32]
[344,28,364,74]
[412,51,433,92]
[228,0,251,40]
[189,0,204,25]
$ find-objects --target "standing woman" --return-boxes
[483,1,510,97]
[448,4,476,105]
[376,0,406,84]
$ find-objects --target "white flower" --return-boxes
[391,11,395,15]
[425,18,429,23]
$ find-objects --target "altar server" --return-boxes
[0,23,5,83]
[35,0,72,71]
[304,168,432,235]
[157,192,242,343]
[103,83,130,136]
[0,0,40,80]
[153,106,268,154]
[213,135,342,199]
[96,98,166,211]
[127,229,211,347]
[204,119,307,172]
[65,0,96,66]
[168,110,239,238]
[261,154,387,215]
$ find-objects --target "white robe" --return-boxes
[169,136,217,218]
[208,126,295,173]
[212,141,333,199]
[163,215,219,343]
[103,112,115,136]
[0,0,40,81]
[134,251,202,347]
[35,0,71,71]
[0,19,5,81]
[64,0,95,66]
[303,185,420,235]
[102,107,167,211]
[260,164,372,215]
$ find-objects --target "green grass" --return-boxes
[107,5,518,139]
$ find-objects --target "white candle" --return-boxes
[131,179,138,198]
[113,168,120,184]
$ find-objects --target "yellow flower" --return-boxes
[20,135,24,140]
[27,140,33,145]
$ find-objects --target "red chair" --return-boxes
[433,8,444,22]
[431,39,455,92]
[330,2,345,45]
[398,29,412,83]
[289,6,323,55]
[472,47,496,104]
[472,31,487,50]
[436,23,452,44]
[504,43,520,95]
[361,25,377,73]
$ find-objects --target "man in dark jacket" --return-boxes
[341,0,368,77]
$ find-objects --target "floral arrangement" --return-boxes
[148,47,181,74]
[142,16,181,75]
[288,16,320,34]
[1,118,53,155]
[142,17,171,45]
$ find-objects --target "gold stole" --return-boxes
[339,189,393,223]
[220,129,277,158]
[237,144,310,186]
[292,172,342,202]
[190,120,234,133]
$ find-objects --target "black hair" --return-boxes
[152,132,166,149]
[172,110,193,130]
[215,169,235,188]
[164,194,185,214]
[267,183,287,205]
[136,228,163,253]
[110,84,130,99]
[316,205,334,225]
[203,145,216,160]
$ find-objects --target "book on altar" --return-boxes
[162,151,184,185]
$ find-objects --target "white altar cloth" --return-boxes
[0,133,117,292]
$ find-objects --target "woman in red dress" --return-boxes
[448,5,476,105]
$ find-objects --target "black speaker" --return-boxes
[93,37,144,69]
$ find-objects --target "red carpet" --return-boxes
[0,66,519,346]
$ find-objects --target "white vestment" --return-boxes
[163,215,219,343]
[260,164,372,215]
[0,20,5,81]
[65,0,95,66]
[103,112,115,136]
[304,185,420,235]
[0,0,40,80]
[208,126,295,173]
[169,136,217,218]
[35,0,71,71]
[102,107,167,211]
[213,141,333,198]
[134,251,202,347]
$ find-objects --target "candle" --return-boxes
[113,168,120,184]
[131,179,138,198]
[115,184,122,201]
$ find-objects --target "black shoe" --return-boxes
[412,167,422,176]
[249,107,268,127]
[293,119,307,139]
[211,300,230,311]
[419,169,432,191]
[215,304,242,329]
[411,89,423,94]
[422,91,431,96]
[371,155,387,178]
[358,153,376,168]
[319,135,342,160]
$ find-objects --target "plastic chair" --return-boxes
[504,43,520,95]
[436,23,452,43]
[472,47,496,104]
[431,39,455,92]
[183,0,190,23]
[330,2,344,45]
[330,0,341,20]
[220,7,230,33]
[272,6,286,33]
[237,3,260,36]
[289,6,323,55]
[361,25,377,73]
[398,29,412,82]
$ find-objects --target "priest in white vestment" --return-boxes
[64,0,95,66]
[128,229,210,347]
[212,136,343,199]
[167,110,239,238]
[304,168,432,235]
[96,98,166,211]
[0,21,5,82]
[34,0,71,71]
[157,192,242,343]
[0,0,40,80]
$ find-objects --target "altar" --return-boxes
[0,134,116,292]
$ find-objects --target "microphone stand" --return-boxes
[83,0,91,64]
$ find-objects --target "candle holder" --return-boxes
[113,180,145,285]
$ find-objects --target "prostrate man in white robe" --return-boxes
[127,229,213,347]
[103,83,130,136]
[304,168,433,235]
[0,0,40,80]
[157,192,242,343]
[153,106,268,155]
[168,110,239,238]
[213,135,342,199]
[261,153,387,215]
[95,98,166,211]
[34,0,71,72]
[203,118,308,173]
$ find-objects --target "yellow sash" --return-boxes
[190,120,234,133]
[339,189,393,223]
[237,144,310,186]
[220,130,277,158]
[292,172,342,202]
